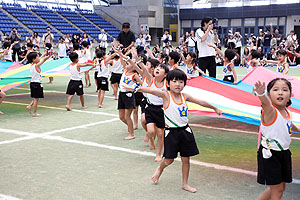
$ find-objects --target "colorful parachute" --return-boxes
[0,58,92,91]
[183,67,300,126]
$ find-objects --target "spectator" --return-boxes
[98,28,107,52]
[256,30,264,49]
[287,30,297,47]
[81,33,91,47]
[195,16,219,78]
[42,27,54,48]
[117,22,135,55]
[267,47,277,61]
[162,30,172,48]
[227,34,236,49]
[143,29,151,48]
[274,28,282,47]
[71,33,81,45]
[270,34,277,49]
[8,27,21,62]
[135,33,146,54]
[287,45,297,66]
[30,32,40,47]
[187,31,196,53]
[234,32,242,56]
[241,47,250,67]
[262,29,271,54]
[56,37,67,58]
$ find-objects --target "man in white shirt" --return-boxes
[143,29,151,48]
[195,16,219,78]
[98,28,108,52]
[42,27,54,48]
[162,30,172,48]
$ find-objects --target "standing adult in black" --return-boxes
[8,27,21,62]
[195,16,219,78]
[117,22,135,55]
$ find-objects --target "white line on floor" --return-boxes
[0,127,299,184]
[0,194,22,200]
[3,101,118,117]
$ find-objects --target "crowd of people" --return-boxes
[1,18,300,198]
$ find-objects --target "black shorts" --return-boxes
[110,72,122,84]
[257,145,292,185]
[30,82,44,98]
[223,75,234,83]
[94,71,98,80]
[134,92,146,112]
[145,103,165,128]
[66,80,84,95]
[118,91,136,109]
[163,125,199,159]
[96,77,109,91]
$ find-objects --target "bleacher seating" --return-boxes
[0,4,120,44]
[31,7,81,36]
[0,9,31,40]
[2,5,62,41]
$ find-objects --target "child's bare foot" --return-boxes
[88,83,91,87]
[134,125,138,130]
[152,166,162,184]
[47,82,53,84]
[98,104,103,108]
[0,111,3,115]
[144,133,150,143]
[124,135,135,140]
[149,141,156,150]
[26,105,32,114]
[154,155,162,162]
[32,113,41,117]
[114,96,118,100]
[82,106,88,109]
[65,105,72,111]
[182,184,197,193]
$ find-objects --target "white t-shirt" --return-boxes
[195,28,216,58]
[98,33,108,48]
[188,37,196,47]
[57,43,67,57]
[162,34,172,47]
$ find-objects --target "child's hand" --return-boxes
[253,81,266,96]
[234,81,237,85]
[215,108,222,115]
[122,85,135,92]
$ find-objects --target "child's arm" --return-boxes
[184,93,222,115]
[283,63,289,74]
[253,81,276,124]
[195,66,206,76]
[133,74,143,85]
[145,47,155,59]
[36,54,51,69]
[77,63,95,68]
[127,59,143,75]
[292,123,300,133]
[207,43,224,58]
[137,87,167,99]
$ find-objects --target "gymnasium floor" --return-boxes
[0,67,300,200]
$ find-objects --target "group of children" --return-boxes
[1,40,298,197]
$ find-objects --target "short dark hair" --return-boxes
[73,43,80,50]
[250,49,260,59]
[169,51,181,64]
[156,63,169,74]
[201,16,212,27]
[45,43,52,50]
[96,50,105,59]
[27,52,38,63]
[276,49,287,56]
[122,22,130,29]
[46,27,51,30]
[224,49,236,61]
[166,69,187,90]
[82,41,89,48]
[3,41,11,49]
[267,78,292,107]
[148,59,160,68]
[69,52,79,62]
[27,43,33,48]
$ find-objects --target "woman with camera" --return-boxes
[31,32,40,47]
[8,27,21,62]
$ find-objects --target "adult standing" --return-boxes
[8,27,21,62]
[187,31,196,53]
[234,32,242,56]
[30,32,40,47]
[262,29,271,55]
[117,22,135,55]
[143,29,151,48]
[98,29,108,53]
[274,28,282,47]
[42,27,54,48]
[162,30,172,48]
[195,16,219,78]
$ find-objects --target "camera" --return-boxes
[212,18,221,31]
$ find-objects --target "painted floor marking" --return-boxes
[0,126,299,184]
[0,194,22,200]
[3,101,118,117]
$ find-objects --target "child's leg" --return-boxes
[32,98,40,117]
[79,95,87,109]
[26,99,34,114]
[141,113,147,131]
[124,108,135,140]
[155,128,164,162]
[95,78,98,92]
[98,90,106,107]
[145,123,156,151]
[66,95,74,111]
[181,157,197,193]
[119,109,127,125]
[0,91,6,114]
[133,106,139,130]
[85,72,91,87]
[111,83,118,100]
[257,183,286,200]
[152,158,174,184]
